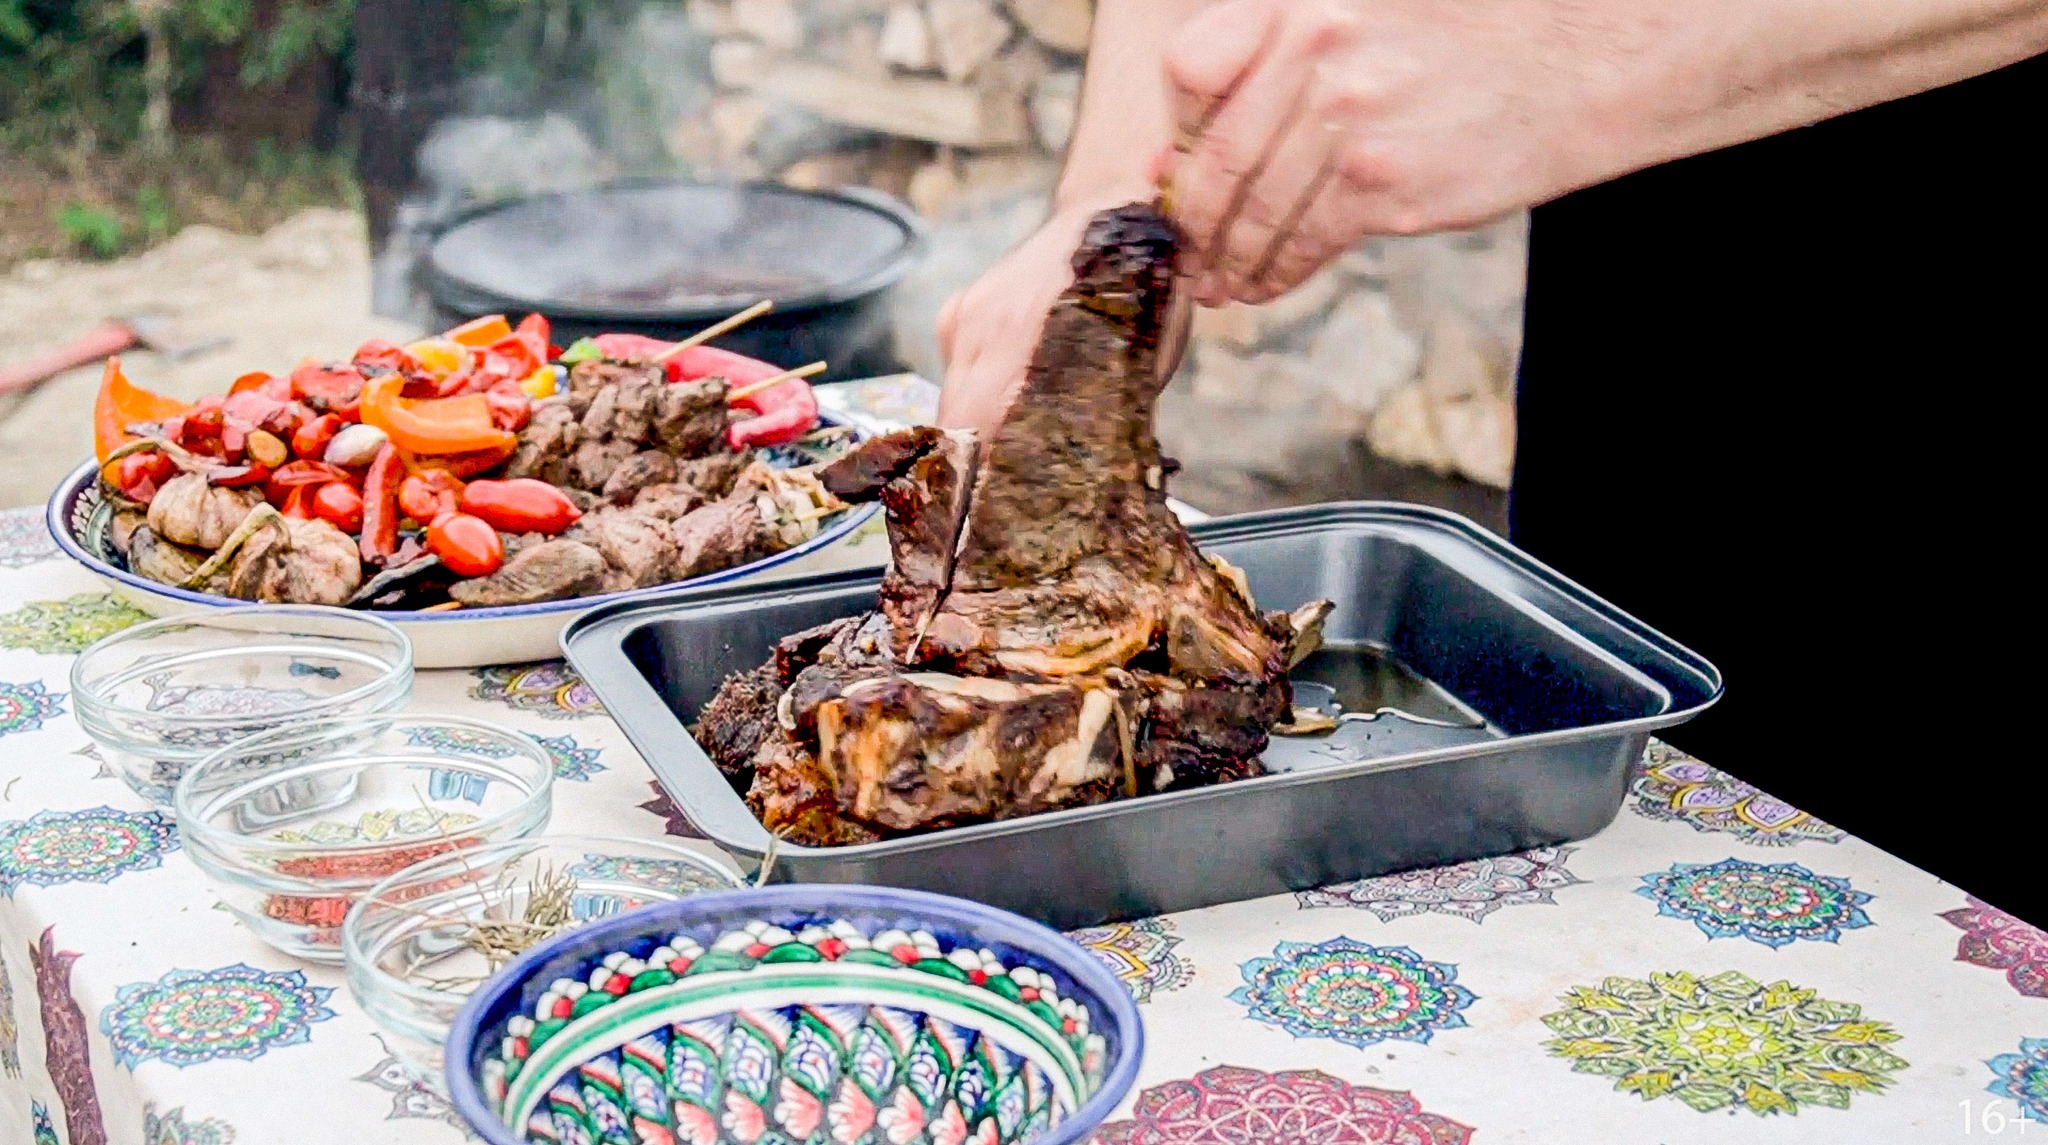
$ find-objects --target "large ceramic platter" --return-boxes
[44,415,881,669]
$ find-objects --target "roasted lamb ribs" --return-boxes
[692,202,1330,846]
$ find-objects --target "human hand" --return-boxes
[934,204,1108,436]
[1158,0,1657,305]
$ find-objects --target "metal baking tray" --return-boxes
[563,502,1720,929]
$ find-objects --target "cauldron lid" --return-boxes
[426,180,922,321]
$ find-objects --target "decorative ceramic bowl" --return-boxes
[44,414,881,669]
[344,835,746,1082]
[446,885,1144,1145]
[69,605,414,805]
[175,715,555,962]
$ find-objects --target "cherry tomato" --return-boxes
[292,413,344,459]
[312,482,365,534]
[398,470,465,523]
[426,512,503,577]
[459,478,582,535]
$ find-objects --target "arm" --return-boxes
[934,0,1219,433]
[1163,0,2048,304]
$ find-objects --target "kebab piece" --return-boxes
[694,202,1330,845]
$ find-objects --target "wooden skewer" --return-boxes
[419,601,465,612]
[727,360,826,403]
[654,299,774,363]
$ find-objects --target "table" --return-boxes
[5,496,2045,1144]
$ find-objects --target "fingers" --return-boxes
[1168,0,1362,298]
[1164,0,1273,152]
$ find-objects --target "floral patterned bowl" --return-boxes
[175,715,555,963]
[446,885,1144,1145]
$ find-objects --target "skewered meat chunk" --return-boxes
[703,202,1330,846]
[601,451,677,506]
[449,539,607,606]
[691,661,781,790]
[655,378,728,454]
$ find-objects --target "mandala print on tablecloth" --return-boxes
[1988,1038,2048,1125]
[100,963,336,1068]
[1066,918,1193,1003]
[1299,845,1584,921]
[1638,858,1873,947]
[1,807,180,896]
[1232,938,1474,1049]
[1541,970,1907,1115]
[469,661,605,718]
[1629,740,1843,845]
[357,1037,479,1137]
[0,679,65,737]
[31,1101,57,1145]
[0,507,57,568]
[142,1103,236,1145]
[1094,1065,1473,1144]
[1944,897,2048,998]
[0,593,152,655]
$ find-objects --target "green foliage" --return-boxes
[57,201,126,258]
[135,182,172,240]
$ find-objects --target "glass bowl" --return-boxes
[445,885,1144,1145]
[174,715,555,962]
[70,605,414,804]
[343,835,746,1084]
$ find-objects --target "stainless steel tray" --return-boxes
[563,502,1720,929]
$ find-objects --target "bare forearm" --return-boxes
[1571,0,2048,192]
[1053,0,1221,212]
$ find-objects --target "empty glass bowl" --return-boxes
[343,835,744,1082]
[175,715,556,963]
[70,605,414,804]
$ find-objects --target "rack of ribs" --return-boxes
[693,202,1331,846]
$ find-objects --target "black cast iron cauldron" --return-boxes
[425,180,926,381]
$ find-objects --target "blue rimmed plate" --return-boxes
[45,416,880,668]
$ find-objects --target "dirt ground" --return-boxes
[0,209,419,509]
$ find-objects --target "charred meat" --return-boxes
[699,202,1331,846]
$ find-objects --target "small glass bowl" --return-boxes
[343,835,744,1082]
[175,715,556,963]
[70,605,414,805]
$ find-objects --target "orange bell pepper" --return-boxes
[446,314,513,348]
[359,375,517,457]
[94,357,190,462]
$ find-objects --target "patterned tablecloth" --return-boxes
[4,386,2045,1144]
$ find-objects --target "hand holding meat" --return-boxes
[699,203,1333,845]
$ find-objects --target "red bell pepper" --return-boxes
[359,444,403,562]
[207,463,272,488]
[415,441,518,480]
[727,375,818,449]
